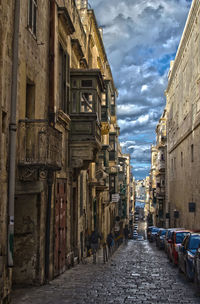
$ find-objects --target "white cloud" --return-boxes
[141,85,148,92]
[89,0,192,179]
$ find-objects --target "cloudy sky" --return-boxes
[89,0,192,180]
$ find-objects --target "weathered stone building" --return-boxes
[148,146,157,226]
[144,176,150,220]
[118,152,131,225]
[0,1,130,303]
[165,0,200,230]
[154,111,167,227]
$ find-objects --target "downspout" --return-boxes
[49,0,56,124]
[44,0,56,280]
[8,0,20,267]
[45,175,53,281]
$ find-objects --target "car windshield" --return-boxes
[161,230,167,236]
[189,235,200,250]
[175,232,189,244]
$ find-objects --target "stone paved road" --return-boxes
[12,233,200,303]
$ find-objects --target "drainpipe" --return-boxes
[44,0,56,281]
[49,0,56,124]
[45,174,53,281]
[8,0,20,267]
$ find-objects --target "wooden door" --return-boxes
[54,179,67,276]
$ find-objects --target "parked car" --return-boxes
[156,229,167,249]
[169,230,191,265]
[149,227,159,242]
[165,228,185,257]
[165,229,175,253]
[147,226,156,240]
[178,233,200,281]
[194,246,200,287]
[134,224,138,230]
[137,235,144,241]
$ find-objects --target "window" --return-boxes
[181,152,183,167]
[59,45,70,114]
[80,93,93,112]
[2,111,7,134]
[101,93,106,106]
[81,80,93,88]
[109,175,115,189]
[28,0,37,36]
[80,173,83,216]
[72,92,77,113]
[72,80,77,88]
[26,81,35,119]
[191,144,194,162]
[171,158,173,173]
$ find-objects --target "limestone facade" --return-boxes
[154,111,167,227]
[0,1,131,303]
[165,0,200,230]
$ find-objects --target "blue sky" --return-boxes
[89,0,192,180]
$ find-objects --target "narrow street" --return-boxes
[12,223,200,304]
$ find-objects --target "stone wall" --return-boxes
[166,0,200,230]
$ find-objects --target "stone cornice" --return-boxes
[58,7,75,35]
[166,0,200,93]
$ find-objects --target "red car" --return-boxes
[169,230,191,265]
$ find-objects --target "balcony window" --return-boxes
[72,92,77,113]
[80,92,93,112]
[81,80,93,88]
[101,93,106,106]
[111,95,115,105]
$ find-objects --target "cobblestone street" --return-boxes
[12,225,200,304]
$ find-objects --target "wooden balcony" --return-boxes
[18,120,62,170]
[70,113,101,168]
[70,69,104,168]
